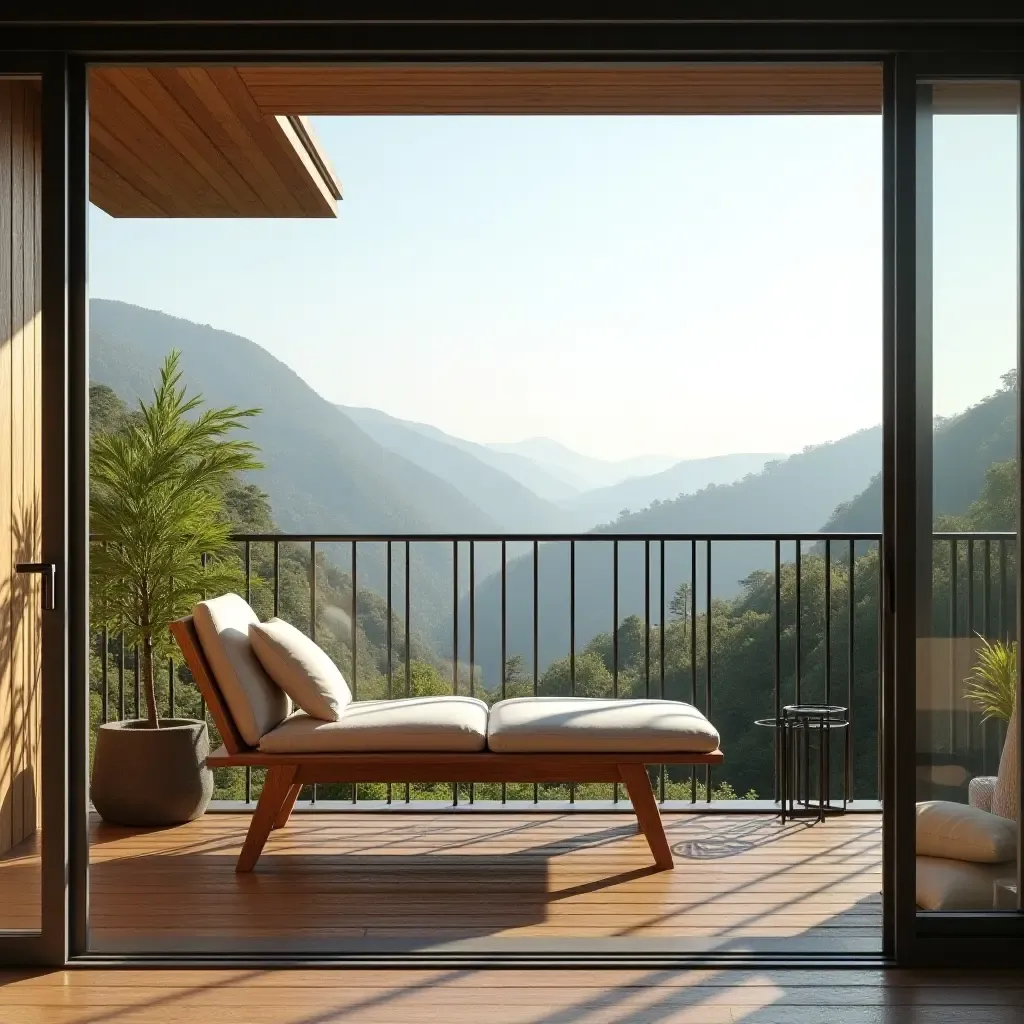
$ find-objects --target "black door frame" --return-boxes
[1,10,1023,968]
[890,51,1024,966]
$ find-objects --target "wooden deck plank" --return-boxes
[74,811,885,951]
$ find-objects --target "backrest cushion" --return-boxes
[193,594,291,746]
[249,618,352,722]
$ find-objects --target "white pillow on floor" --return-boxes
[249,618,352,722]
[916,800,1017,863]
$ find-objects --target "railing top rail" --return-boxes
[211,532,887,544]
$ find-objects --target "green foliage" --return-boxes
[964,636,1017,724]
[90,351,262,727]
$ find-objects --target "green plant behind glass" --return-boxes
[964,635,1018,725]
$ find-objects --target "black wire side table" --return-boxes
[755,704,850,823]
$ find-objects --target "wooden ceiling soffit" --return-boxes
[89,67,341,218]
[238,63,883,116]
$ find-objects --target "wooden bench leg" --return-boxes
[236,766,298,873]
[619,764,674,870]
[273,784,303,830]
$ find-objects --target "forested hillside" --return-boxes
[90,299,497,642]
[464,426,883,684]
[826,372,1016,532]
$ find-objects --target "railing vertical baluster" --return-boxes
[999,538,1009,641]
[795,540,802,705]
[101,626,108,725]
[453,540,459,806]
[570,539,576,805]
[501,539,507,806]
[966,539,975,635]
[200,552,208,721]
[309,541,316,642]
[469,542,475,699]
[825,539,832,706]
[134,645,140,719]
[877,543,884,800]
[351,541,356,805]
[244,540,251,604]
[824,539,831,805]
[612,540,619,698]
[570,540,576,695]
[469,541,475,805]
[452,540,459,697]
[612,539,619,803]
[774,539,781,804]
[273,540,280,617]
[705,539,712,803]
[387,541,393,700]
[350,541,357,697]
[386,541,393,805]
[644,540,650,698]
[533,539,539,804]
[660,539,666,803]
[118,631,124,721]
[690,539,697,804]
[966,539,975,758]
[847,539,855,802]
[168,652,175,720]
[983,539,992,638]
[532,540,539,697]
[405,541,411,805]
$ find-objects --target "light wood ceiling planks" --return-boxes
[238,63,883,116]
[89,67,341,218]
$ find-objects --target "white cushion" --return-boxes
[916,800,1017,863]
[916,855,1011,911]
[259,697,489,753]
[249,618,351,722]
[193,594,290,746]
[486,697,720,754]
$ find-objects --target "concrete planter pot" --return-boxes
[91,719,214,826]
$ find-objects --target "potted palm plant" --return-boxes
[90,350,261,825]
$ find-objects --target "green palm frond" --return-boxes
[90,349,263,725]
[963,635,1018,724]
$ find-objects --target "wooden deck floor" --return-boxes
[1,811,883,953]
[81,810,881,954]
[4,967,1024,1023]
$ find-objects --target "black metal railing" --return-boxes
[89,530,1014,811]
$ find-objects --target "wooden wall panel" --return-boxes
[0,80,43,861]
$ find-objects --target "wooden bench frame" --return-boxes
[170,615,724,873]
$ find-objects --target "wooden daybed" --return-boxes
[170,614,724,874]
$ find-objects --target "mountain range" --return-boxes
[90,299,1007,680]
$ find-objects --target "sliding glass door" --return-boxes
[896,67,1024,960]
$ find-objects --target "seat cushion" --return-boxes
[259,697,489,753]
[486,697,720,754]
[916,800,1017,863]
[916,855,1011,911]
[193,594,290,746]
[249,618,352,722]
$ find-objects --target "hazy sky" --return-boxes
[89,112,1016,461]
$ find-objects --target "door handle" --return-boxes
[15,562,57,612]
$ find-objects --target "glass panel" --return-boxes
[915,79,1020,914]
[0,74,43,933]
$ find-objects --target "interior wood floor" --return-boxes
[3,967,1024,1023]
[82,810,882,954]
